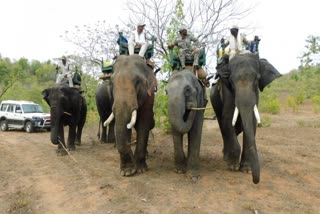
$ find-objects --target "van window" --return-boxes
[7,104,15,113]
[0,104,9,111]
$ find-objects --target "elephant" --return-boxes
[103,55,156,176]
[42,84,87,155]
[95,79,115,143]
[166,70,205,181]
[210,53,281,184]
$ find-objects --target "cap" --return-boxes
[62,56,66,60]
[137,23,146,27]
[179,26,187,32]
[230,25,239,30]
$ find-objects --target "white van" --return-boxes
[0,100,51,133]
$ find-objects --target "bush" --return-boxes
[154,83,171,132]
[259,115,272,127]
[286,96,299,112]
[311,95,320,113]
[259,94,281,114]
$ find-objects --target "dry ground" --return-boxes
[0,101,320,214]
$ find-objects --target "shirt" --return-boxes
[173,34,200,50]
[129,31,150,44]
[226,34,247,52]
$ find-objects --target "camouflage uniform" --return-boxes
[172,34,201,68]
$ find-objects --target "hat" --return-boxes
[137,23,146,27]
[62,56,66,60]
[179,26,187,33]
[230,25,239,30]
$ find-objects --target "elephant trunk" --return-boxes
[168,96,197,134]
[238,105,260,184]
[49,107,61,145]
[233,85,260,183]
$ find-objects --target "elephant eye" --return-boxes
[184,86,191,97]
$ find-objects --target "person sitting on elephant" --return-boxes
[223,25,250,61]
[168,27,202,70]
[98,60,114,84]
[128,23,153,59]
[247,35,261,56]
[56,56,73,87]
[72,66,82,89]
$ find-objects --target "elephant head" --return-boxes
[103,55,156,176]
[211,53,281,184]
[42,85,86,155]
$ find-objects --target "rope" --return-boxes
[189,107,212,110]
[58,139,79,163]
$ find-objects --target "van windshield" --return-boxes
[22,104,44,113]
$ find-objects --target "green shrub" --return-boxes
[259,93,281,114]
[286,96,299,112]
[311,95,320,113]
[259,115,272,127]
[154,83,171,132]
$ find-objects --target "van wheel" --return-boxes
[25,121,34,133]
[0,120,8,131]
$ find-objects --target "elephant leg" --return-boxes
[67,125,77,151]
[107,121,116,144]
[100,121,107,143]
[118,143,136,176]
[134,129,149,173]
[56,126,67,156]
[76,111,86,145]
[187,116,203,180]
[220,119,241,170]
[173,130,186,173]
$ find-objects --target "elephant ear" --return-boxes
[259,58,282,92]
[41,88,51,106]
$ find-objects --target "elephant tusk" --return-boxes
[253,105,261,124]
[127,110,137,129]
[103,112,114,127]
[232,106,239,126]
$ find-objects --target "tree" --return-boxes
[61,0,254,77]
[300,35,320,67]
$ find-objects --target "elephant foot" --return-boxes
[226,160,240,171]
[191,175,200,183]
[75,140,81,146]
[120,168,137,176]
[56,148,67,156]
[136,162,148,174]
[175,167,186,174]
[240,163,252,173]
[224,152,240,171]
[68,145,76,151]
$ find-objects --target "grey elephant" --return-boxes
[166,70,205,180]
[103,55,156,176]
[42,84,87,155]
[210,53,281,184]
[95,79,115,143]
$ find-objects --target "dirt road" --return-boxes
[1,102,320,214]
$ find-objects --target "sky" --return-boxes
[0,0,319,74]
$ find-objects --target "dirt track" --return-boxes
[1,101,320,214]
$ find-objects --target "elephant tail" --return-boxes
[97,119,101,139]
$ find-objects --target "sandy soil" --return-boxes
[1,101,320,214]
